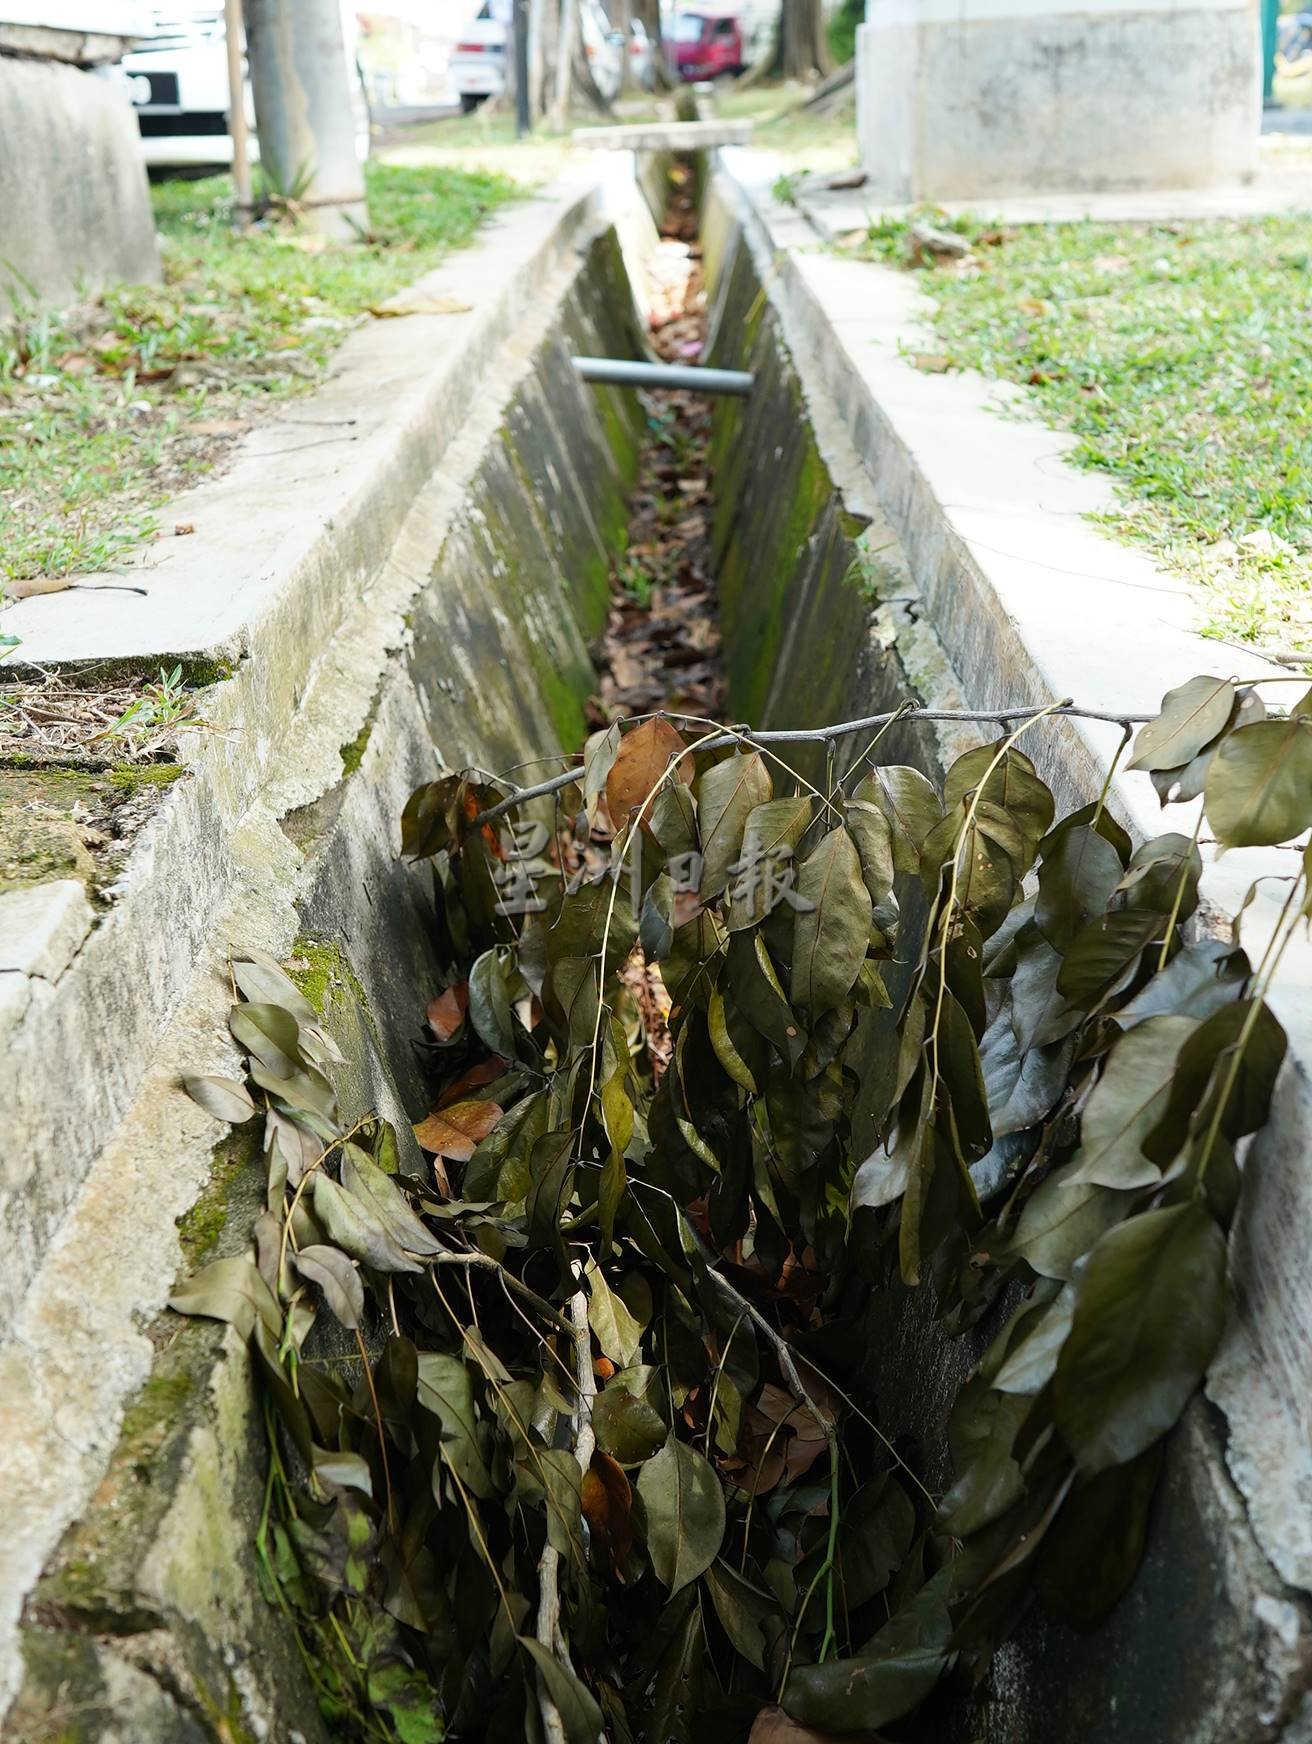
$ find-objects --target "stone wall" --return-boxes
[856,0,1261,201]
[0,51,159,308]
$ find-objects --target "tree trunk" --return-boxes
[632,0,674,89]
[245,0,368,238]
[766,0,831,80]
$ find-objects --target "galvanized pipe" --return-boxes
[572,357,754,397]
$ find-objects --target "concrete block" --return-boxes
[0,880,93,980]
[856,0,1261,201]
[0,53,159,309]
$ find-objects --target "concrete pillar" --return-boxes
[856,0,1262,202]
[0,52,160,310]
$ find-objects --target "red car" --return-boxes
[669,11,744,80]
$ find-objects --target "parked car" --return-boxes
[450,2,506,112]
[113,2,367,171]
[669,8,743,80]
[626,17,655,90]
[453,0,624,111]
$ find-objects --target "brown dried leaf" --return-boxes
[426,983,469,1042]
[582,1450,634,1577]
[413,1096,502,1160]
[605,718,694,832]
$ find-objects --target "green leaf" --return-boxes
[169,1254,281,1339]
[789,827,872,1014]
[183,1074,257,1123]
[783,1569,953,1733]
[312,1170,422,1273]
[585,1256,644,1367]
[1068,1015,1197,1189]
[1056,909,1163,1006]
[993,1287,1075,1395]
[845,796,895,906]
[230,1001,307,1080]
[944,742,1054,860]
[1144,998,1287,1167]
[696,751,773,899]
[707,987,759,1093]
[725,930,807,1067]
[594,1380,669,1465]
[704,1559,776,1670]
[1205,717,1312,847]
[526,1130,576,1261]
[637,1435,726,1593]
[1053,1200,1227,1474]
[1035,824,1124,951]
[726,798,812,930]
[1117,940,1246,1029]
[1034,1445,1164,1629]
[417,1351,494,1498]
[1010,1169,1129,1280]
[468,947,518,1057]
[519,1637,604,1744]
[861,766,943,873]
[340,1143,443,1256]
[293,1244,363,1329]
[1127,675,1236,773]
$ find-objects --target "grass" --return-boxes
[853,211,1312,659]
[0,160,516,585]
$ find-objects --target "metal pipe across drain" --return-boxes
[572,356,754,397]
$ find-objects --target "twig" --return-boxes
[534,1267,600,1744]
[474,701,1156,823]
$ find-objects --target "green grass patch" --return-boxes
[856,211,1312,658]
[0,161,517,585]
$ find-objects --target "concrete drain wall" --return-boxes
[5,206,647,1743]
[6,150,1307,1744]
[701,160,1312,1744]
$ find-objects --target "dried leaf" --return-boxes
[413,1097,502,1160]
[605,717,694,831]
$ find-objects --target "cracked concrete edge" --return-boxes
[709,143,1312,1612]
[0,180,625,1336]
[0,879,93,979]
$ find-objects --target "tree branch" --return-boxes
[472,700,1160,823]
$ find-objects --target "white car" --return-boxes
[450,0,624,113]
[449,3,506,112]
[114,1,367,172]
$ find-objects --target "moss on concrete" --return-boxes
[339,717,373,777]
[176,1126,262,1267]
[285,935,366,1019]
[0,762,184,895]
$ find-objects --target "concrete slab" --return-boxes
[573,119,752,151]
[796,161,1312,240]
[0,880,92,980]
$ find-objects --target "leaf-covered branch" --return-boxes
[175,670,1307,1743]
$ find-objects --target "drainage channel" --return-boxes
[7,154,1287,1744]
